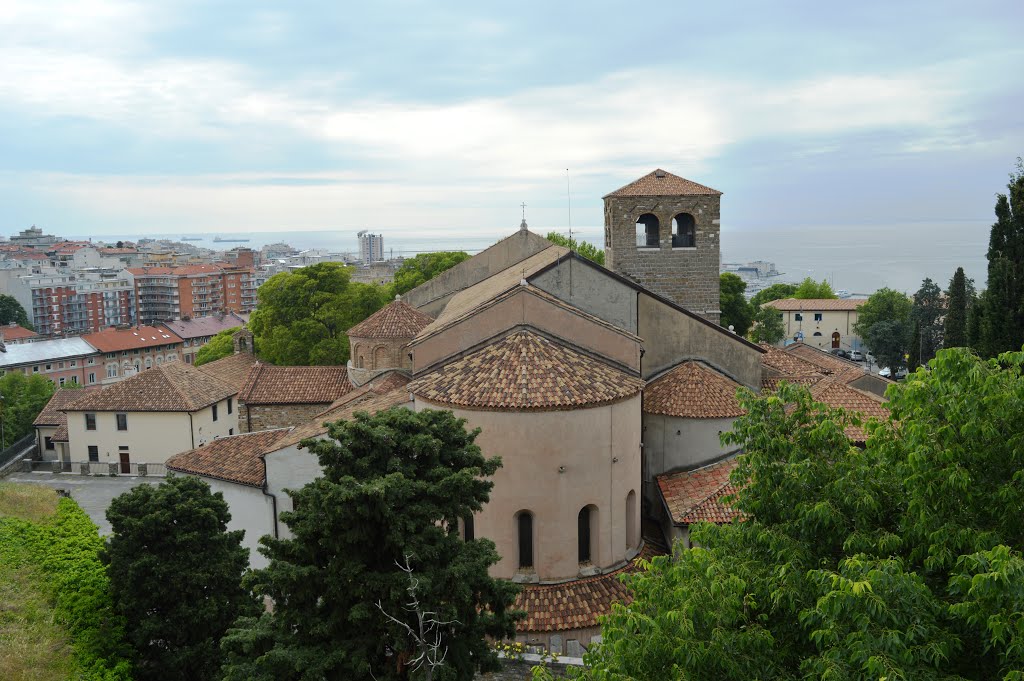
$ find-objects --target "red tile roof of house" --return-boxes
[809,377,889,443]
[82,325,183,353]
[197,352,258,393]
[603,169,722,198]
[644,361,745,418]
[784,343,864,373]
[763,298,867,312]
[166,428,292,487]
[34,386,104,426]
[64,362,235,412]
[409,330,643,411]
[657,457,744,526]
[760,343,830,377]
[278,385,412,450]
[347,300,434,339]
[161,314,246,340]
[0,323,39,341]
[238,364,353,405]
[514,542,664,633]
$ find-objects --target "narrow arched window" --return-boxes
[626,490,637,550]
[578,507,592,563]
[517,511,534,569]
[672,213,696,248]
[635,214,660,248]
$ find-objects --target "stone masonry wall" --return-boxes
[604,194,721,322]
[241,403,331,433]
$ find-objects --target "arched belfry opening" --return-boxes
[635,214,660,248]
[672,213,696,248]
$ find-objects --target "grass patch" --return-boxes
[0,482,59,523]
[0,557,80,681]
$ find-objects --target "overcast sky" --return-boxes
[1,0,1022,239]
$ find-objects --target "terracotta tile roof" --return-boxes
[166,428,292,487]
[315,371,411,416]
[784,343,863,373]
[161,314,246,340]
[197,352,258,393]
[603,169,722,198]
[760,343,829,377]
[52,423,69,442]
[764,298,867,312]
[128,264,237,276]
[347,300,434,339]
[64,362,236,412]
[514,542,665,633]
[644,361,745,418]
[409,330,643,411]
[277,386,412,450]
[809,377,889,443]
[238,364,354,405]
[82,325,183,353]
[0,324,38,341]
[657,457,743,526]
[34,386,104,426]
[761,374,823,391]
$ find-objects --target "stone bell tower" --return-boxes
[603,169,722,322]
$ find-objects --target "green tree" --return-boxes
[911,277,944,363]
[221,408,521,681]
[907,319,922,370]
[978,159,1024,357]
[749,305,786,344]
[793,277,837,299]
[0,293,32,330]
[853,287,912,369]
[0,373,55,447]
[102,476,257,681]
[749,282,798,308]
[545,232,605,265]
[392,252,471,296]
[553,347,1024,681]
[944,267,969,348]
[249,263,390,365]
[193,327,241,366]
[720,273,753,336]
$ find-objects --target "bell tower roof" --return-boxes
[603,169,722,199]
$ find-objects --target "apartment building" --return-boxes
[12,271,136,336]
[129,264,255,325]
[0,337,102,387]
[82,325,184,384]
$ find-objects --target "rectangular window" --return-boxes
[87,357,95,365]
[794,313,803,321]
[229,428,234,435]
[212,404,218,421]
[59,377,65,387]
[107,366,118,378]
[58,361,64,369]
[33,365,39,373]
[106,353,115,360]
[85,413,96,431]
[70,360,77,368]
[88,445,99,462]
[88,372,96,384]
[814,313,823,322]
[227,398,233,414]
[44,436,54,450]
[116,413,128,431]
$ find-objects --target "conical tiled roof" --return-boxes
[644,361,745,418]
[603,169,722,198]
[347,300,434,339]
[409,330,643,411]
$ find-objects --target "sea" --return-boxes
[70,219,991,297]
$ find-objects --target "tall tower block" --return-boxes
[603,169,722,322]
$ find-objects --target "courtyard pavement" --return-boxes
[3,471,159,535]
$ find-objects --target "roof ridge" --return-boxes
[163,363,199,411]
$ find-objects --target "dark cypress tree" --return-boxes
[944,267,969,348]
[911,278,944,363]
[979,159,1024,356]
[907,319,921,370]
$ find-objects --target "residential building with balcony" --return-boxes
[129,264,255,326]
[82,325,184,385]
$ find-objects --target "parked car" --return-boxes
[879,367,892,378]
[849,350,865,362]
[879,366,909,379]
[829,348,850,359]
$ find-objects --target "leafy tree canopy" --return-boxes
[554,347,1024,681]
[749,305,786,344]
[392,252,471,296]
[102,476,257,681]
[720,273,753,336]
[749,283,798,308]
[793,277,837,299]
[249,263,390,365]
[0,373,55,447]
[0,293,32,330]
[222,408,521,681]
[193,327,241,366]
[545,232,605,265]
[853,287,912,369]
[911,278,945,364]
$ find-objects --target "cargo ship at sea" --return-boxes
[213,236,251,243]
[180,236,203,241]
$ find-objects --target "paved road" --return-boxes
[3,471,159,535]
